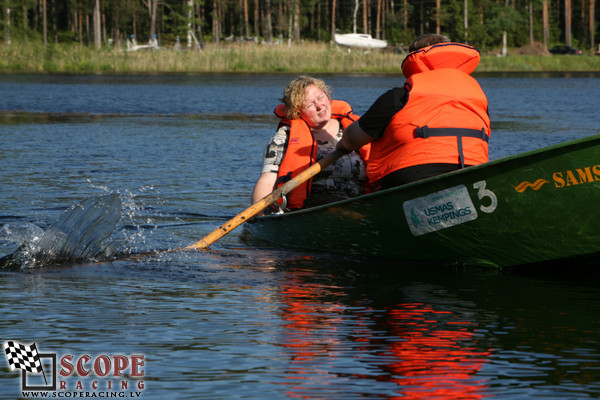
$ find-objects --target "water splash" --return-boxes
[0,222,46,248]
[0,188,219,269]
[0,193,124,269]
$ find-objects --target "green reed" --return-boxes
[1,41,599,74]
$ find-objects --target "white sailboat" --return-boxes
[334,33,387,49]
[334,0,387,50]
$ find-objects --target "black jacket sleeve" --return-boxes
[357,87,409,139]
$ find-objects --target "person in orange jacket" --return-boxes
[252,76,370,212]
[336,34,491,190]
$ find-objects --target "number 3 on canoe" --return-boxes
[473,180,497,213]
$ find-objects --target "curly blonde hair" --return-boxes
[280,76,332,119]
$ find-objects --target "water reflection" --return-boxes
[275,264,492,399]
[381,303,490,399]
[2,247,600,398]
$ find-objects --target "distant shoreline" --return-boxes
[1,41,599,74]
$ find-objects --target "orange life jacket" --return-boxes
[366,43,491,183]
[274,100,366,210]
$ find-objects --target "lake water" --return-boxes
[1,73,599,399]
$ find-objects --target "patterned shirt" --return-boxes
[261,124,367,205]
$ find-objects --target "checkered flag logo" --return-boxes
[3,341,44,374]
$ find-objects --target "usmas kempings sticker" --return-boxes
[403,185,478,236]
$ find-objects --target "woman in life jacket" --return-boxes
[336,34,491,190]
[251,76,370,213]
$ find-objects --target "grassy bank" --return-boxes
[1,41,599,74]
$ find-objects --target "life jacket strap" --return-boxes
[415,126,488,168]
[275,171,292,186]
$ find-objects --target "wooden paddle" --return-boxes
[184,149,347,250]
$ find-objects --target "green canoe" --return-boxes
[245,134,600,268]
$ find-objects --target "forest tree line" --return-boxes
[1,0,598,53]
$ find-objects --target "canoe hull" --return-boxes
[246,135,600,268]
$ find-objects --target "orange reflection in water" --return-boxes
[383,303,491,399]
[280,275,346,363]
[278,274,491,399]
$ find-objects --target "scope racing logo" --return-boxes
[3,340,145,397]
